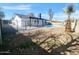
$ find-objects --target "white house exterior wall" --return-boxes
[43,20,46,26]
[11,16,22,29]
[38,19,42,26]
[11,15,46,30]
[31,18,37,26]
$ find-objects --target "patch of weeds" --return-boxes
[47,39,56,47]
[1,38,10,51]
[19,41,36,49]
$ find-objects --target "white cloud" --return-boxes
[2,4,31,10]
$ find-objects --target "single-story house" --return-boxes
[11,14,47,30]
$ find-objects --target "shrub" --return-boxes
[19,41,36,49]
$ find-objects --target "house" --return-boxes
[11,14,47,30]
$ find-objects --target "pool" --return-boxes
[46,24,64,28]
[46,25,54,28]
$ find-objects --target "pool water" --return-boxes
[47,24,64,28]
[47,25,54,28]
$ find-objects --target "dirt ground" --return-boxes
[1,27,79,55]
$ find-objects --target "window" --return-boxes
[37,20,39,24]
[34,20,36,23]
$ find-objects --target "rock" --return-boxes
[64,51,70,55]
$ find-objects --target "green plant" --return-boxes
[19,41,36,49]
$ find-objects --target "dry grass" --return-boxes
[2,27,79,55]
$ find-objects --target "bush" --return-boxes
[19,41,36,49]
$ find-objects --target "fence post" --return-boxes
[0,18,2,45]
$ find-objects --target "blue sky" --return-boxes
[0,3,79,21]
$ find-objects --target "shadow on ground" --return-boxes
[49,33,79,55]
[1,24,79,55]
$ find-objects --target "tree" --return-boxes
[64,4,75,32]
[48,8,53,20]
[0,7,5,45]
